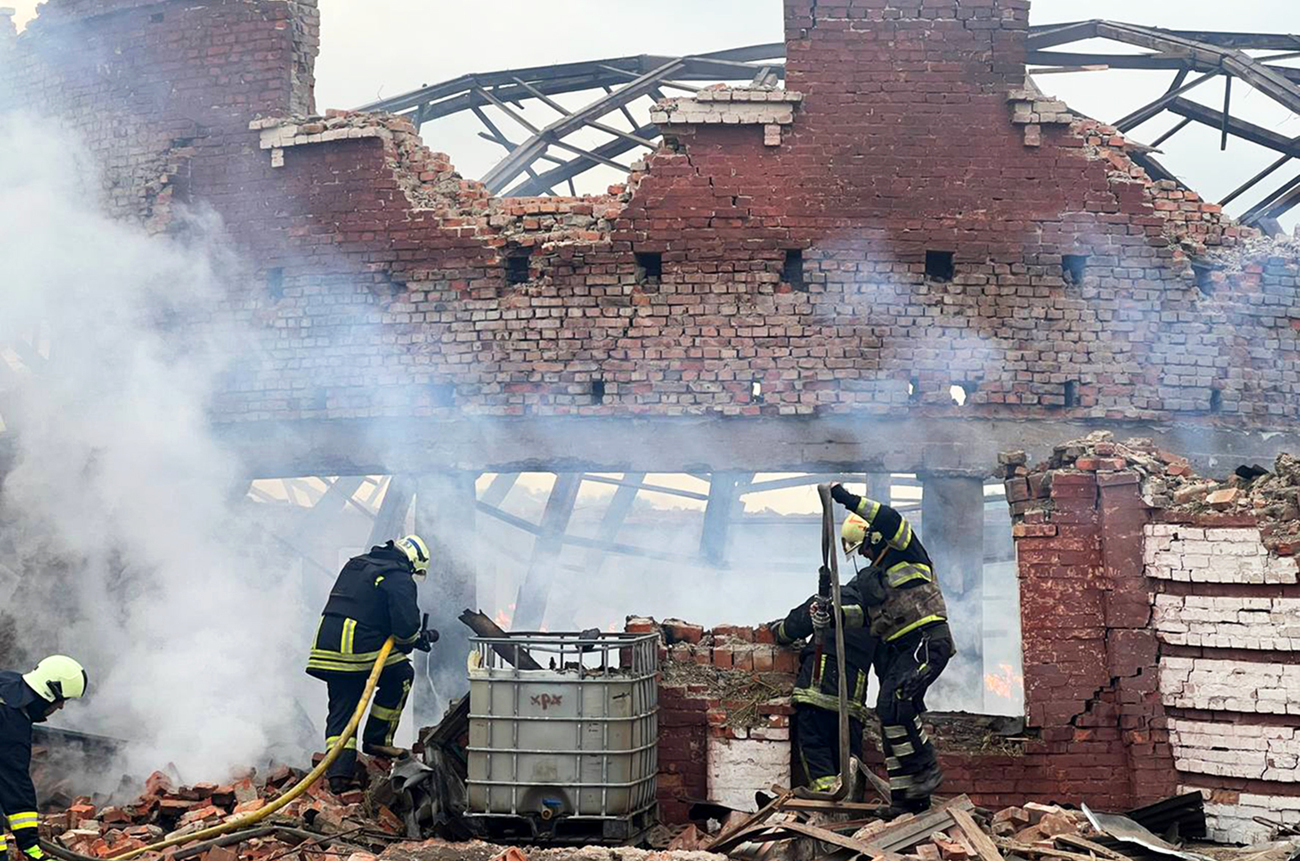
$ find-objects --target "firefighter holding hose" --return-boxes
[306,535,439,794]
[0,656,88,860]
[827,482,955,816]
[768,570,875,795]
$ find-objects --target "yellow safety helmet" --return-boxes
[840,514,883,558]
[397,534,431,579]
[23,655,87,703]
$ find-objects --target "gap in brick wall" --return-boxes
[751,380,764,403]
[926,250,955,282]
[1210,387,1222,413]
[265,267,284,301]
[505,249,531,285]
[429,382,455,407]
[1063,254,1087,286]
[591,379,606,404]
[634,251,661,283]
[1064,379,1079,408]
[1193,261,1216,295]
[781,249,806,291]
[951,381,977,406]
[909,378,919,402]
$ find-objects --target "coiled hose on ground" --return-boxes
[95,637,397,861]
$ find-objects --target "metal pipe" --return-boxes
[794,485,851,801]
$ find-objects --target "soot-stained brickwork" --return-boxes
[2,0,1297,432]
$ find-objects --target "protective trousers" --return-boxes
[323,659,415,781]
[0,708,43,860]
[874,625,952,809]
[793,705,864,792]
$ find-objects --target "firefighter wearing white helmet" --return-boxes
[306,535,438,793]
[1,655,88,861]
[828,484,954,818]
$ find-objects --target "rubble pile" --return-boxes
[1000,431,1300,555]
[669,790,1229,861]
[40,761,403,861]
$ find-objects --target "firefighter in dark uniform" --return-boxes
[307,535,437,793]
[0,656,88,861]
[829,483,955,815]
[768,570,876,794]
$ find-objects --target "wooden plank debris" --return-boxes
[952,807,1006,861]
[859,795,977,854]
[706,788,793,852]
[1054,834,1131,860]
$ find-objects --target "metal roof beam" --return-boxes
[481,58,684,193]
[504,124,656,197]
[1165,96,1300,157]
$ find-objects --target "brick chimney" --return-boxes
[784,0,1031,97]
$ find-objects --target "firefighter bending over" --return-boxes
[829,483,955,815]
[769,569,876,795]
[0,656,88,860]
[307,535,439,794]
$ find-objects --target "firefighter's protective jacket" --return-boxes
[842,497,948,643]
[774,588,876,722]
[307,542,421,678]
[0,672,47,860]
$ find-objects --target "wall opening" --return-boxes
[505,250,531,285]
[950,381,976,405]
[266,267,284,301]
[634,251,662,283]
[591,379,606,404]
[908,378,919,403]
[1062,254,1087,286]
[1064,379,1079,408]
[430,382,456,407]
[1192,261,1216,295]
[926,250,955,282]
[781,249,806,290]
[1210,387,1222,413]
[751,381,764,404]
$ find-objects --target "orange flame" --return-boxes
[494,603,515,630]
[984,663,1024,701]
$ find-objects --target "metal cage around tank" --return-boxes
[463,631,659,844]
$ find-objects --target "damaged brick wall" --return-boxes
[1003,436,1300,843]
[1145,517,1300,842]
[1,0,319,223]
[4,0,1297,427]
[1001,450,1177,813]
[626,618,797,823]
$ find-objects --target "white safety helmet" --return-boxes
[397,534,431,581]
[23,655,88,703]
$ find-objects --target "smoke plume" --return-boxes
[0,114,320,789]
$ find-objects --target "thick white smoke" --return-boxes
[0,114,319,787]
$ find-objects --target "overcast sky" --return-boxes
[9,1,1298,226]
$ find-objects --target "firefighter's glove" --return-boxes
[818,565,833,595]
[830,483,860,511]
[809,598,832,632]
[415,627,440,652]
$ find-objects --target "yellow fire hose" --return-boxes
[109,637,396,861]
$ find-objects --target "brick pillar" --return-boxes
[921,474,985,709]
[415,471,478,720]
[1097,472,1177,805]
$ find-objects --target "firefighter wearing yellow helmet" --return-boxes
[306,535,438,793]
[1,655,88,860]
[829,484,954,817]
